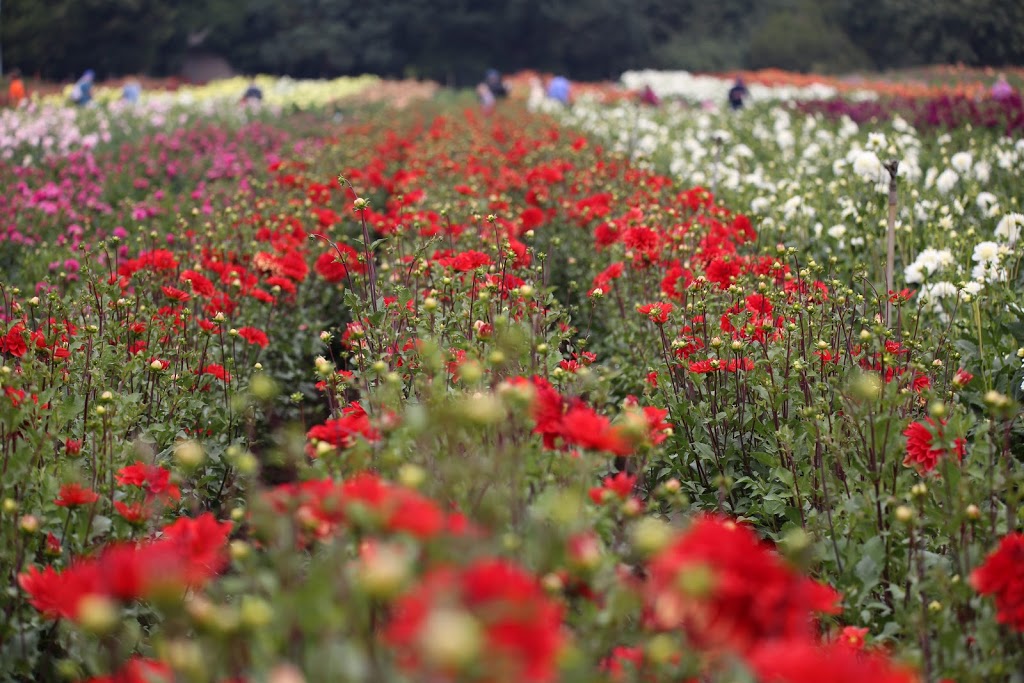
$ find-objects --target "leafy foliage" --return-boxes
[3,0,1024,81]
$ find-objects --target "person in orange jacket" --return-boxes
[8,69,26,107]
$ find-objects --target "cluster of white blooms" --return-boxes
[934,168,960,195]
[971,240,1010,283]
[620,70,877,104]
[995,213,1023,245]
[904,248,957,284]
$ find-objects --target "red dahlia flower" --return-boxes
[971,532,1024,632]
[54,483,99,508]
[646,516,840,653]
[385,558,564,683]
[747,639,918,683]
[902,418,965,473]
[637,302,674,325]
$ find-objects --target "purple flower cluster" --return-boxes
[797,94,1024,135]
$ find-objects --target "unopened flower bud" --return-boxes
[398,464,426,489]
[357,545,411,599]
[240,597,274,629]
[77,595,120,634]
[632,518,672,555]
[174,440,205,469]
[419,609,481,670]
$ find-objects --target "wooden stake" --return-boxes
[884,160,900,327]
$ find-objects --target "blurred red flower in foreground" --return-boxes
[18,513,231,621]
[645,516,840,653]
[385,558,564,682]
[81,657,172,683]
[971,532,1024,632]
[747,639,919,683]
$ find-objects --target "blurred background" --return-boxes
[2,0,1023,85]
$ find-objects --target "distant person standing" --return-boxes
[241,79,263,105]
[727,77,749,110]
[546,75,572,106]
[527,76,545,111]
[991,73,1016,103]
[640,84,660,107]
[477,69,507,115]
[483,69,508,102]
[71,70,95,106]
[477,82,496,114]
[7,69,27,107]
[122,80,142,104]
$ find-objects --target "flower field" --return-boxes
[1,74,1023,683]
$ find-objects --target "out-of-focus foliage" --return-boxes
[3,0,1023,82]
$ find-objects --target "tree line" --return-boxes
[3,0,1022,83]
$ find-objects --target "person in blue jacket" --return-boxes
[547,75,572,106]
[71,70,95,106]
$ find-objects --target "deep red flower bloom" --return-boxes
[447,250,492,272]
[745,293,774,315]
[160,286,191,302]
[646,516,841,653]
[315,245,361,283]
[520,206,545,230]
[601,646,645,682]
[180,270,216,297]
[54,483,99,508]
[116,462,181,501]
[237,326,269,348]
[688,359,717,374]
[747,639,918,683]
[589,472,637,504]
[560,406,632,456]
[705,257,742,289]
[82,657,173,683]
[385,558,564,683]
[902,418,965,473]
[266,472,464,544]
[202,364,231,382]
[19,514,230,621]
[307,403,380,450]
[159,514,233,583]
[637,302,674,325]
[971,532,1024,632]
[2,324,27,357]
[114,500,149,524]
[835,625,870,651]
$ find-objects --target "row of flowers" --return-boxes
[0,75,378,163]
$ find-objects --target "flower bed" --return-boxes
[0,92,1022,683]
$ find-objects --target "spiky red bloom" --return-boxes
[971,532,1024,632]
[646,516,840,653]
[902,418,965,473]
